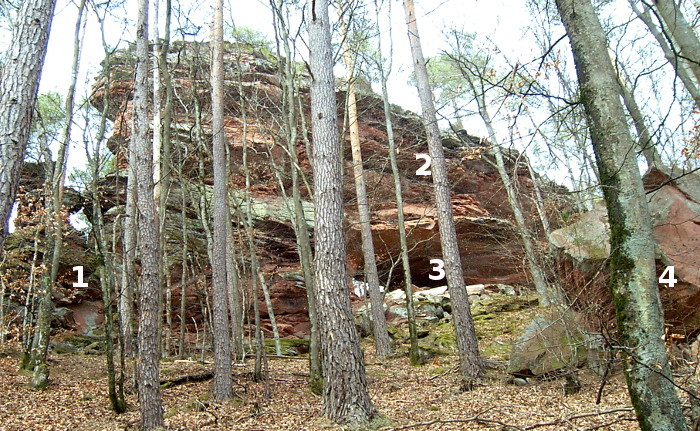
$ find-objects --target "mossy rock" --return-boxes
[264,338,309,355]
[507,311,595,376]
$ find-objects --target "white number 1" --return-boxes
[73,266,89,288]
[659,266,677,288]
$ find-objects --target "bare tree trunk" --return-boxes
[403,0,483,385]
[0,0,57,250]
[226,212,244,361]
[307,1,377,425]
[178,181,188,359]
[372,0,419,364]
[614,59,662,169]
[339,7,392,357]
[630,0,700,107]
[30,0,86,389]
[467,73,562,306]
[555,1,686,429]
[121,148,137,358]
[269,0,322,389]
[133,0,164,427]
[652,0,700,85]
[210,0,233,401]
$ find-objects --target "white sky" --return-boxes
[38,0,533,108]
[28,0,535,180]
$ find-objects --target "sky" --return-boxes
[37,0,534,109]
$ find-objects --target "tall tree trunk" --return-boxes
[226,210,244,361]
[652,0,700,85]
[30,0,86,388]
[269,0,322,389]
[613,60,662,169]
[210,0,233,401]
[89,24,127,411]
[307,1,377,425]
[372,0,419,364]
[464,74,563,306]
[630,0,700,107]
[133,0,165,427]
[555,1,687,430]
[403,0,483,385]
[0,0,57,250]
[339,7,392,357]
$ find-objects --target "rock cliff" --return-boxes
[6,41,564,341]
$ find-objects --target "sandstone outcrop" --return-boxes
[552,167,700,335]
[6,41,565,340]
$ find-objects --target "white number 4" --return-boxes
[428,259,445,280]
[416,154,431,176]
[659,266,677,288]
[73,266,89,288]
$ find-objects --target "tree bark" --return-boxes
[0,0,57,250]
[210,0,233,401]
[133,0,165,427]
[307,0,377,425]
[269,0,322,387]
[30,0,86,389]
[630,0,700,107]
[555,1,686,430]
[652,0,700,85]
[339,7,393,357]
[403,0,483,385]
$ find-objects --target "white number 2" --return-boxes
[659,266,677,288]
[73,266,89,288]
[416,154,432,176]
[428,259,445,280]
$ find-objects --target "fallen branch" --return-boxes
[160,372,214,388]
[524,407,634,429]
[393,406,635,431]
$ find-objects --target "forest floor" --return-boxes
[0,342,642,431]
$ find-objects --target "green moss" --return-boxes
[264,338,309,355]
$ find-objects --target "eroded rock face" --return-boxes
[72,41,566,338]
[552,168,700,334]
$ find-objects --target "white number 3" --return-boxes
[428,259,445,280]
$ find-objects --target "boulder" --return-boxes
[552,169,700,334]
[508,312,598,376]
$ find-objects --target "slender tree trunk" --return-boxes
[373,0,419,364]
[339,8,392,357]
[652,0,700,85]
[555,1,687,429]
[0,0,57,250]
[89,24,127,411]
[178,182,188,359]
[630,0,700,107]
[269,0,322,389]
[133,0,165,427]
[403,0,483,385]
[466,75,562,306]
[614,60,662,169]
[210,0,233,401]
[30,0,86,388]
[121,147,137,357]
[307,1,377,424]
[226,211,244,361]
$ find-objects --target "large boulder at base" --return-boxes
[508,312,599,376]
[551,168,700,334]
